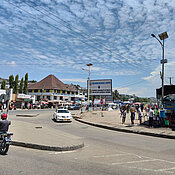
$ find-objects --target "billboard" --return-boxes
[88,79,112,96]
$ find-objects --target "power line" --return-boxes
[4,0,155,73]
[117,80,146,89]
[117,73,159,89]
[26,0,114,54]
[5,0,106,54]
[24,0,157,71]
[5,0,149,71]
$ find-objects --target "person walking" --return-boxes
[138,109,142,125]
[149,108,154,127]
[122,109,126,124]
[141,104,144,112]
[154,108,159,121]
[130,106,135,125]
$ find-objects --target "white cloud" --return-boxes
[61,78,86,83]
[0,0,175,98]
[116,87,133,95]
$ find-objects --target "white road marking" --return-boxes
[111,159,157,165]
[93,151,175,174]
[122,165,174,174]
[155,167,175,172]
[93,153,129,158]
[48,150,78,154]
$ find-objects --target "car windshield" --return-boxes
[57,110,69,113]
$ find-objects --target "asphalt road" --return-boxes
[1,109,175,175]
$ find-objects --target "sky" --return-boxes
[0,0,175,98]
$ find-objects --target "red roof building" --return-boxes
[27,74,81,104]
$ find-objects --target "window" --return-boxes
[56,110,69,113]
[37,96,40,101]
[47,96,51,100]
[54,96,57,100]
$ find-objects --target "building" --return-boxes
[28,74,85,105]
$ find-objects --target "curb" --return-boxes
[16,114,39,117]
[75,118,175,140]
[12,140,84,151]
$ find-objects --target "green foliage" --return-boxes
[9,75,14,89]
[13,75,19,94]
[1,80,6,89]
[29,80,37,83]
[23,73,28,94]
[134,96,151,103]
[113,89,120,100]
[19,77,24,93]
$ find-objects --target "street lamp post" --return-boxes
[86,63,93,111]
[151,32,168,108]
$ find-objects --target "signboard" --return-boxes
[6,88,13,101]
[88,79,112,96]
[17,94,32,99]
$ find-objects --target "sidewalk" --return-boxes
[75,110,175,139]
[9,120,84,151]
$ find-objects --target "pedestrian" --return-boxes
[138,109,142,125]
[154,108,159,121]
[149,108,154,127]
[141,104,144,112]
[130,106,135,125]
[122,110,126,124]
[126,104,130,113]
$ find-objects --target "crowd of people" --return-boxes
[119,103,160,127]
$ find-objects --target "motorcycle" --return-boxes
[0,132,13,155]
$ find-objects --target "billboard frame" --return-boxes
[87,79,112,96]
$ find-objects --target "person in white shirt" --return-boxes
[149,108,154,127]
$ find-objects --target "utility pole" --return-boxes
[168,77,173,85]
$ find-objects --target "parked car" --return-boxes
[53,109,72,122]
[57,106,67,109]
[68,104,81,110]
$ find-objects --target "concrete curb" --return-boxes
[75,118,175,140]
[12,140,84,151]
[16,114,39,117]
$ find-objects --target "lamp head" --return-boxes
[86,63,93,67]
[151,34,156,37]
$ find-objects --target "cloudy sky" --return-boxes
[0,0,175,97]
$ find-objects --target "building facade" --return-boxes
[27,74,85,105]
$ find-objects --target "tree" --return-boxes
[14,75,19,94]
[19,77,24,93]
[113,89,120,100]
[1,80,6,89]
[23,73,28,94]
[9,75,14,89]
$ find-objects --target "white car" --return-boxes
[53,109,72,122]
